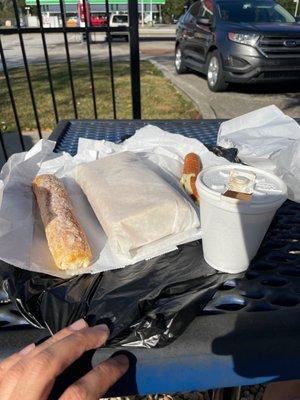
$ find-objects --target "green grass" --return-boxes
[0,60,200,132]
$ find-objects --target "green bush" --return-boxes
[0,0,25,21]
[277,0,296,15]
[161,0,186,23]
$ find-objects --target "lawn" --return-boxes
[0,61,200,133]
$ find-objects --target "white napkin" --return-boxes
[0,125,230,278]
[217,105,300,202]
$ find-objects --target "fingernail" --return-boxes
[93,323,110,336]
[112,354,129,368]
[19,343,35,355]
[69,318,88,331]
[110,354,130,374]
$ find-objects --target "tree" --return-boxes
[277,0,296,15]
[0,0,25,20]
[161,0,187,23]
[161,0,297,21]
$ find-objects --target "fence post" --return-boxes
[128,0,141,119]
[105,0,117,119]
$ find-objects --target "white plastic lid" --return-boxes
[197,165,287,208]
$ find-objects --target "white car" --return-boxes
[108,14,129,41]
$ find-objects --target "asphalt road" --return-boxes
[0,29,175,69]
[1,31,300,119]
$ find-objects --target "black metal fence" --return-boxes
[0,0,141,161]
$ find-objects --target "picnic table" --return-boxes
[1,119,300,397]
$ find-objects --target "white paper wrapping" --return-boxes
[75,151,200,258]
[217,105,300,202]
[0,125,230,278]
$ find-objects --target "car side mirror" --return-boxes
[295,16,300,23]
[197,17,211,26]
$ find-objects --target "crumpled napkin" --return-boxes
[0,125,230,278]
[217,105,300,202]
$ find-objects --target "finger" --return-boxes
[0,343,35,382]
[0,319,86,383]
[59,354,129,400]
[10,324,109,400]
[0,319,88,399]
[26,318,88,359]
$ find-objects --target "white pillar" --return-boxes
[150,0,153,25]
[295,0,300,16]
[141,0,144,26]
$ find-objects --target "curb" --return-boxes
[150,59,216,119]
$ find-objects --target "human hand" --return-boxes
[0,319,129,400]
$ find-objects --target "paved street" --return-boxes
[1,29,300,120]
[0,26,175,69]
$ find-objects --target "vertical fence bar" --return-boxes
[12,0,42,139]
[105,0,117,119]
[0,38,25,151]
[128,0,141,119]
[82,0,98,119]
[36,0,59,124]
[59,0,78,119]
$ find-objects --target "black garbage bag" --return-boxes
[2,242,239,348]
[0,146,241,348]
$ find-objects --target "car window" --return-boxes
[112,15,128,23]
[217,0,295,23]
[178,14,185,24]
[183,11,191,24]
[184,10,195,24]
[183,2,201,24]
[199,0,214,21]
[189,1,201,17]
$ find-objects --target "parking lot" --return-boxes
[153,57,300,119]
[1,30,300,119]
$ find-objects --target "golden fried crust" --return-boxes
[180,153,202,201]
[32,174,92,270]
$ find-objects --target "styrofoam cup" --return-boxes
[196,165,287,273]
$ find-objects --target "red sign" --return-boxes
[77,1,90,24]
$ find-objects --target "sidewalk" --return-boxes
[139,24,176,36]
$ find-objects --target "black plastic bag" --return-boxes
[1,146,241,348]
[2,241,239,348]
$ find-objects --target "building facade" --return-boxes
[25,0,166,15]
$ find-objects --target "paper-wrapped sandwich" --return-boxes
[76,151,199,258]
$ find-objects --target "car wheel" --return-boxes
[206,50,228,92]
[175,45,187,74]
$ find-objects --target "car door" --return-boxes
[192,0,215,65]
[183,1,201,62]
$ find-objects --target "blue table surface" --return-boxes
[1,119,300,396]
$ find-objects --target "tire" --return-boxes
[206,50,228,92]
[175,45,187,74]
